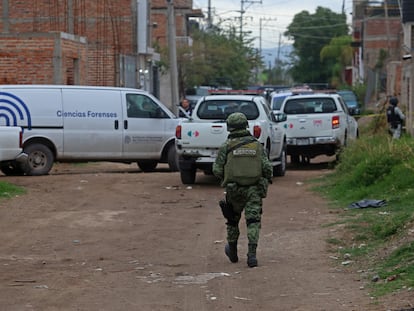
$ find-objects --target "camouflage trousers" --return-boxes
[225,183,263,245]
[389,124,402,139]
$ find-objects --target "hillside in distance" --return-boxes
[261,44,293,67]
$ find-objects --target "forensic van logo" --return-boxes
[0,92,32,129]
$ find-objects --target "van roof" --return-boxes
[0,84,145,92]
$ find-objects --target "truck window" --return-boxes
[126,94,168,119]
[284,98,337,114]
[197,100,259,120]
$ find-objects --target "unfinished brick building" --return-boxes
[0,1,142,87]
[0,0,201,104]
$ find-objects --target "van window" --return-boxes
[126,94,168,118]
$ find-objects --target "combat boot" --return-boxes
[247,243,258,267]
[225,242,238,263]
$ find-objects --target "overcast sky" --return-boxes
[192,0,353,49]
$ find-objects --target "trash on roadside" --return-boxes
[348,199,387,209]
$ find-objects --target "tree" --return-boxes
[285,7,348,84]
[320,35,353,87]
[174,26,260,96]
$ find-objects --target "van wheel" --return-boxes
[23,143,54,176]
[167,145,179,172]
[180,168,196,184]
[273,144,287,177]
[0,162,25,176]
[137,160,158,172]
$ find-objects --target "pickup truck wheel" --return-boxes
[180,168,196,184]
[167,145,179,172]
[0,162,25,176]
[23,143,54,176]
[273,145,287,177]
[137,160,158,172]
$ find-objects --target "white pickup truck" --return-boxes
[279,93,359,164]
[175,95,287,184]
[0,126,27,174]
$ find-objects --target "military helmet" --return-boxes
[226,112,248,131]
[390,97,399,106]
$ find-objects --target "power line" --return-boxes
[239,0,262,38]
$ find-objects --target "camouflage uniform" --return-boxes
[386,97,405,139]
[213,112,273,267]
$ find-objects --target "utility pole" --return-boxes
[257,17,277,84]
[207,0,212,29]
[258,17,277,59]
[239,0,262,39]
[166,0,179,115]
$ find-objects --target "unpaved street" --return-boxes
[0,160,408,310]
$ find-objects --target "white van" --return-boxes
[0,85,180,176]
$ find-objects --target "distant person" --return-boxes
[179,98,192,117]
[213,112,273,268]
[386,97,405,139]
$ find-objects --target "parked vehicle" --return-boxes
[175,94,287,184]
[0,85,180,176]
[279,93,358,164]
[185,86,212,110]
[0,126,27,174]
[270,90,293,112]
[270,86,314,112]
[337,90,361,115]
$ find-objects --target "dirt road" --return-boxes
[0,160,409,310]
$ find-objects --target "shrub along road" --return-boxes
[0,160,411,310]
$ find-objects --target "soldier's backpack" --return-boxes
[386,105,400,128]
[223,138,262,186]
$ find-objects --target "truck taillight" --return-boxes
[332,116,340,129]
[19,131,23,148]
[253,125,261,138]
[175,125,182,139]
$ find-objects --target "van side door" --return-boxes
[61,88,123,158]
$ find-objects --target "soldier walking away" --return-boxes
[386,97,405,139]
[213,112,273,267]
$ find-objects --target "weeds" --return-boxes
[0,181,25,199]
[316,133,414,298]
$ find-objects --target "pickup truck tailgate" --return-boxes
[286,114,338,138]
[179,121,228,148]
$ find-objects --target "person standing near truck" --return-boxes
[213,112,273,267]
[178,98,192,117]
[386,97,405,139]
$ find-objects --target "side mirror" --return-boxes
[273,112,287,122]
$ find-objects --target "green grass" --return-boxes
[0,181,25,199]
[315,133,414,298]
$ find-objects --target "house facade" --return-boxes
[352,0,414,135]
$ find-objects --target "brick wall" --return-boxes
[0,0,198,98]
[0,0,136,86]
[0,33,87,85]
[151,0,194,47]
[363,18,402,69]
